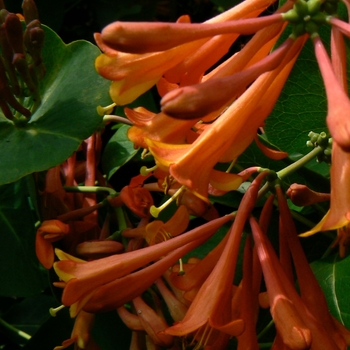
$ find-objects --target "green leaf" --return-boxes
[102,125,139,180]
[264,37,328,157]
[0,25,111,185]
[311,253,350,327]
[0,177,48,297]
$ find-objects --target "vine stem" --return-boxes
[0,317,31,341]
[63,185,117,196]
[276,145,325,180]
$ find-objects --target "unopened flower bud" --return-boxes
[287,183,330,206]
[5,13,25,55]
[22,0,39,24]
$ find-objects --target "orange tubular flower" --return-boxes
[36,219,70,269]
[301,141,350,236]
[53,214,234,314]
[146,36,305,201]
[165,172,268,345]
[251,210,347,350]
[313,34,350,152]
[54,310,99,350]
[94,0,286,105]
[125,107,197,149]
[122,205,190,245]
[276,185,350,348]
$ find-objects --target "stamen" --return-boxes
[150,186,186,218]
[178,258,185,276]
[162,175,176,194]
[140,164,158,176]
[96,103,116,116]
[141,149,152,159]
[194,323,213,350]
[49,304,65,317]
[226,160,236,173]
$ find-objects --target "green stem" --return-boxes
[64,185,117,196]
[276,145,324,180]
[257,318,275,340]
[115,206,128,231]
[0,317,31,342]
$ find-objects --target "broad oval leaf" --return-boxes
[311,253,350,327]
[0,25,111,185]
[102,125,139,180]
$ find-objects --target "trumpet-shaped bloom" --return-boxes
[301,141,350,236]
[94,0,288,105]
[122,205,190,244]
[276,185,350,348]
[36,219,70,269]
[76,216,234,317]
[146,36,305,201]
[313,34,350,152]
[125,107,197,149]
[165,172,268,344]
[54,310,99,350]
[54,213,233,310]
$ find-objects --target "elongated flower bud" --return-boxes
[100,14,284,54]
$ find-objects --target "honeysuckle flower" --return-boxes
[54,310,99,350]
[169,229,230,297]
[254,134,289,160]
[78,220,231,316]
[160,37,295,119]
[125,106,197,149]
[75,240,124,259]
[331,225,350,258]
[276,185,350,348]
[146,36,305,201]
[301,141,350,236]
[107,184,154,218]
[287,183,330,207]
[36,219,69,269]
[100,15,284,54]
[94,0,287,105]
[53,213,234,314]
[154,278,188,322]
[250,216,312,349]
[251,206,347,349]
[165,172,268,345]
[313,33,350,152]
[132,296,174,347]
[235,236,260,350]
[122,205,190,244]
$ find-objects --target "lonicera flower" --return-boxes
[146,37,305,201]
[125,106,197,149]
[122,205,190,245]
[94,0,287,105]
[108,184,154,218]
[165,172,268,346]
[36,219,70,269]
[313,33,350,152]
[54,310,99,350]
[287,183,330,207]
[53,213,234,315]
[301,141,350,236]
[276,185,350,348]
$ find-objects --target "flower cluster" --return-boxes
[30,0,350,348]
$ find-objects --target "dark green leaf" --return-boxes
[311,253,350,327]
[0,25,111,185]
[102,125,139,180]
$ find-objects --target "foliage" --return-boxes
[1,0,350,349]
